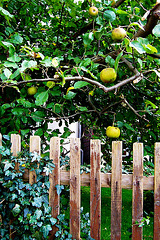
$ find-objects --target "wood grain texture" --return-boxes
[29,136,40,185]
[111,141,122,240]
[154,142,160,240]
[49,137,60,239]
[90,139,101,240]
[70,138,81,239]
[11,134,21,170]
[132,143,143,240]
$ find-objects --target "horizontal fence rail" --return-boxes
[1,133,160,240]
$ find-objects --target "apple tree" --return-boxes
[0,0,160,165]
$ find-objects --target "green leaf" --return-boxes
[4,68,12,79]
[55,184,64,195]
[4,161,14,171]
[114,51,123,73]
[124,123,135,132]
[35,91,49,106]
[64,91,76,100]
[35,209,42,219]
[153,24,160,37]
[103,10,116,22]
[32,197,43,208]
[77,106,88,111]
[83,32,94,46]
[74,81,89,89]
[0,7,14,18]
[105,55,115,67]
[130,41,146,54]
[12,204,21,217]
[42,225,52,238]
[31,111,45,122]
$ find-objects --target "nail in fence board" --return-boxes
[90,139,101,240]
[154,143,160,240]
[29,136,41,185]
[132,143,143,240]
[111,141,122,240]
[49,137,60,239]
[70,138,81,239]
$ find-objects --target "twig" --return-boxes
[122,98,150,122]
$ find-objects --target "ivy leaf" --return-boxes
[32,197,43,208]
[42,225,52,238]
[50,217,57,225]
[4,161,14,171]
[12,204,21,217]
[35,91,49,106]
[55,184,64,195]
[35,209,42,219]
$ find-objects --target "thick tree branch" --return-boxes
[6,72,143,93]
[113,0,126,8]
[134,3,160,38]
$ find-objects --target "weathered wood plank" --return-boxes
[70,138,81,240]
[154,142,160,240]
[111,141,122,240]
[10,134,21,239]
[11,134,21,170]
[132,143,143,240]
[29,136,41,185]
[90,139,101,240]
[49,137,60,239]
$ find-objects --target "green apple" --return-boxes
[112,27,126,41]
[27,86,37,95]
[100,68,117,83]
[106,126,120,138]
[89,6,98,17]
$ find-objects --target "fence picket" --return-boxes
[11,134,21,170]
[154,142,160,240]
[49,137,60,239]
[111,141,122,240]
[70,138,81,239]
[2,133,160,239]
[90,139,101,240]
[29,136,41,185]
[132,143,143,240]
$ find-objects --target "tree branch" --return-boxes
[134,3,160,38]
[122,97,149,122]
[6,72,142,93]
[113,0,126,8]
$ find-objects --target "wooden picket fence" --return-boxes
[1,134,160,240]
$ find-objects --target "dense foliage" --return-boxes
[0,136,93,239]
[0,0,160,160]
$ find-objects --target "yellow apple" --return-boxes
[27,86,37,95]
[89,6,98,17]
[112,27,126,41]
[106,126,120,138]
[100,68,117,83]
